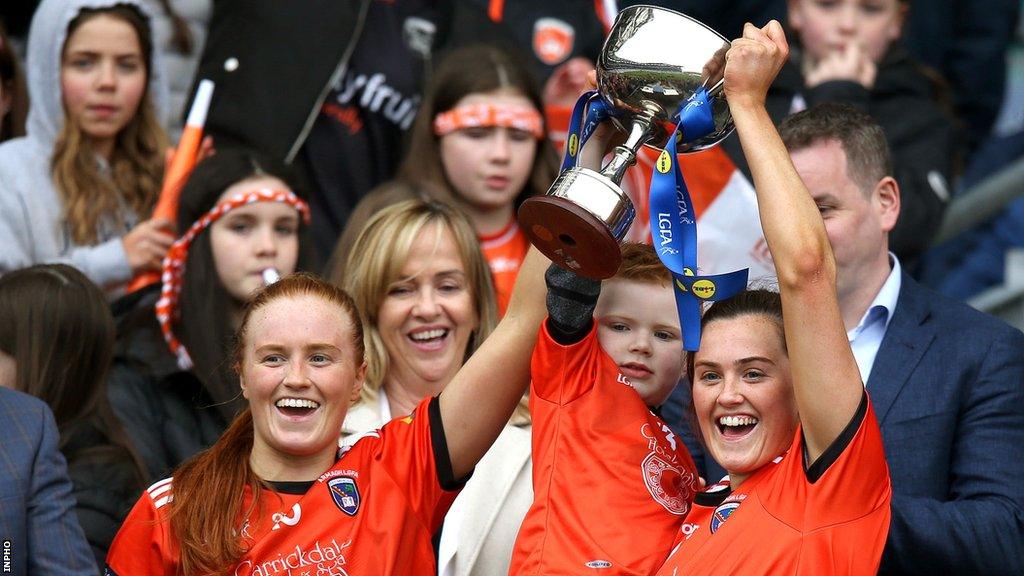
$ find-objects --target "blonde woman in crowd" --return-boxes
[332,197,533,576]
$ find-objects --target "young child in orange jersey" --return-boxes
[510,243,700,576]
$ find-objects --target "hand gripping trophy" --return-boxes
[519,5,748,350]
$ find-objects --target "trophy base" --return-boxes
[519,196,623,280]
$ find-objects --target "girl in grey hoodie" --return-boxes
[0,0,172,295]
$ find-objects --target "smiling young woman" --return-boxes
[650,21,891,576]
[106,240,549,574]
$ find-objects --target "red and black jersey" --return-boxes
[105,397,463,575]
[657,393,891,575]
[510,321,699,575]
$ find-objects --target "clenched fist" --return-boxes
[723,20,790,110]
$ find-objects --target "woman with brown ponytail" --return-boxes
[106,252,547,574]
[0,0,172,296]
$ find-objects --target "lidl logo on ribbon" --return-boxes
[328,477,360,516]
[692,279,716,299]
[650,90,748,351]
[657,150,673,174]
[568,133,579,158]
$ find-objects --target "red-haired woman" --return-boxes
[105,256,546,573]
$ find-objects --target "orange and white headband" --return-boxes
[433,103,544,139]
[156,188,311,370]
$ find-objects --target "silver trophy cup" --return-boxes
[519,5,734,279]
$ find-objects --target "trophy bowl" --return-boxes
[519,5,734,279]
[597,6,733,153]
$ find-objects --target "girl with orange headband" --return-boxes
[331,43,559,317]
[109,148,314,479]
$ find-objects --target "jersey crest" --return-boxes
[328,477,361,516]
[642,452,693,515]
[710,501,740,533]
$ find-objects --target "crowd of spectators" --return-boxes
[0,0,1022,574]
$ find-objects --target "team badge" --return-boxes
[642,452,693,515]
[710,501,740,533]
[328,476,361,516]
[533,18,575,65]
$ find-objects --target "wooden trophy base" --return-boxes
[518,195,622,280]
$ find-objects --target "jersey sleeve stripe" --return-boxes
[148,483,172,500]
[146,477,173,494]
[153,495,174,509]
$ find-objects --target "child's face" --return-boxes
[789,0,905,63]
[60,14,147,150]
[439,89,538,216]
[209,176,302,303]
[691,314,796,486]
[595,278,684,407]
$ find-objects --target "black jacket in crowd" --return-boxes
[188,0,510,267]
[62,419,144,568]
[107,287,228,481]
[721,46,961,261]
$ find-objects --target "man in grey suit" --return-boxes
[0,386,96,575]
[675,101,1023,574]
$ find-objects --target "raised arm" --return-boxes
[725,21,863,463]
[439,247,549,478]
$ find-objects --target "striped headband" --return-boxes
[433,103,544,139]
[156,188,311,370]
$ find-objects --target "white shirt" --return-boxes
[847,255,902,385]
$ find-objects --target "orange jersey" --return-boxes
[105,398,461,576]
[657,395,891,576]
[510,322,700,575]
[479,217,530,317]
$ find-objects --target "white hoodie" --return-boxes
[0,0,168,292]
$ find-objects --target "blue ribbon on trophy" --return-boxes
[559,90,613,174]
[649,87,748,351]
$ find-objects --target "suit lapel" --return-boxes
[866,275,936,423]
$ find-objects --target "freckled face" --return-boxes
[241,295,365,464]
[692,314,797,484]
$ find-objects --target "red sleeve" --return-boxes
[375,397,462,533]
[104,488,177,575]
[530,320,603,404]
[763,394,891,530]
